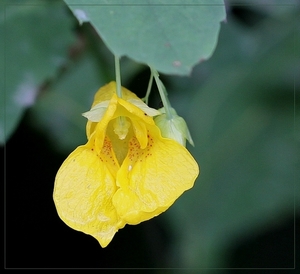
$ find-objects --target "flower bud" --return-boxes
[154,107,194,147]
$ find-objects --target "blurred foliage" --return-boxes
[3,0,299,270]
[0,0,75,143]
[164,0,300,268]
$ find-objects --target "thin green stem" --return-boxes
[144,70,154,104]
[151,67,173,120]
[115,55,122,98]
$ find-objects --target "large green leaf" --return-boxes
[0,0,75,144]
[63,0,226,75]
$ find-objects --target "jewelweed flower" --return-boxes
[53,81,199,247]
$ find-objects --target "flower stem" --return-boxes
[144,70,154,104]
[115,55,122,98]
[151,67,173,120]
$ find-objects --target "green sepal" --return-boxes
[154,107,194,147]
[128,99,161,117]
[82,100,110,122]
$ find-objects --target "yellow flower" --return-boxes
[53,81,199,247]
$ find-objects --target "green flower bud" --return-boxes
[154,107,194,147]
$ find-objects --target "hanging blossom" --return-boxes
[53,81,199,247]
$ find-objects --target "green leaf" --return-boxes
[63,0,226,75]
[0,0,75,144]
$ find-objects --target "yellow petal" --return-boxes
[85,82,144,139]
[91,81,140,108]
[130,119,148,149]
[86,94,118,144]
[112,124,199,224]
[117,97,155,149]
[89,94,150,165]
[53,137,124,248]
